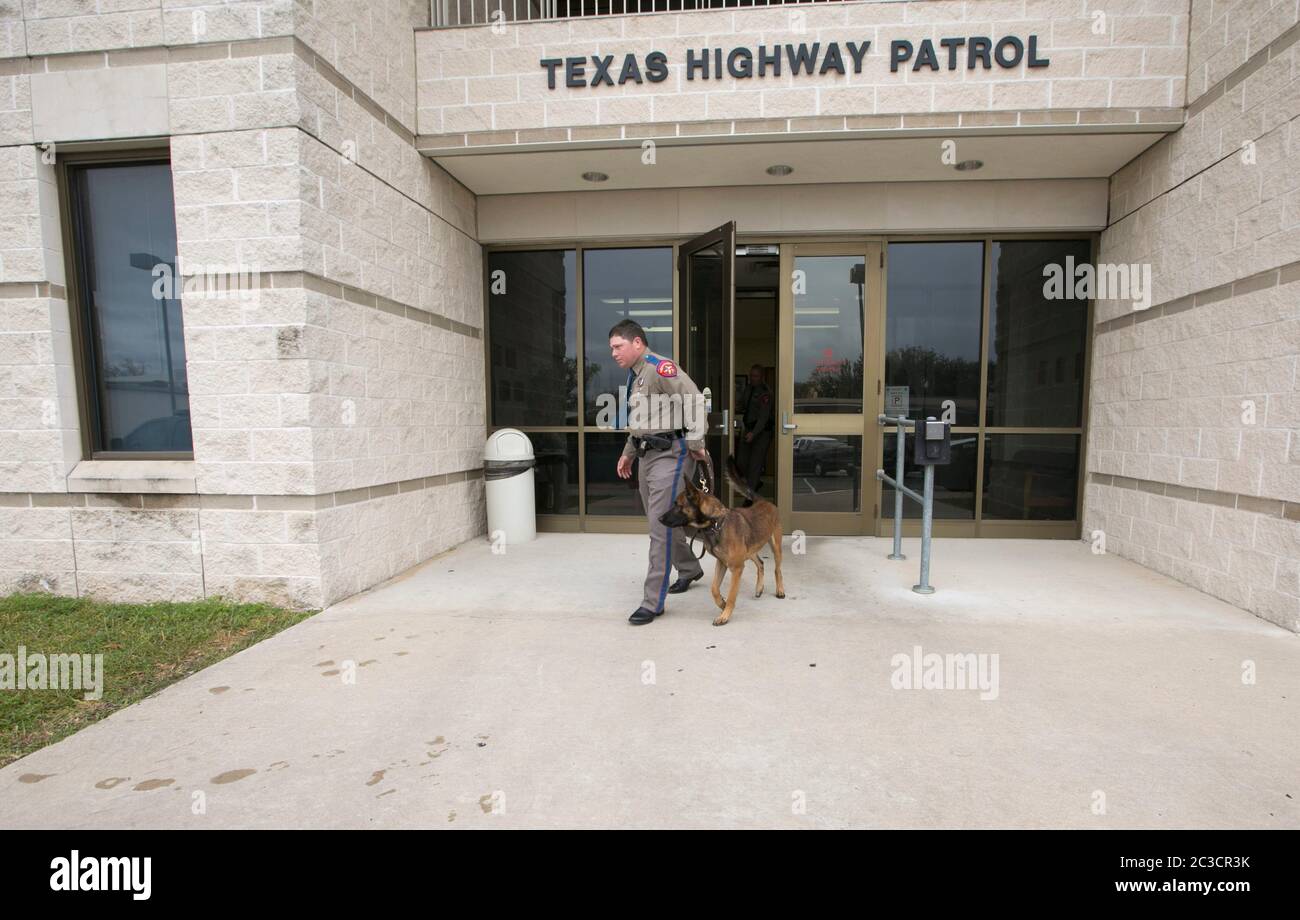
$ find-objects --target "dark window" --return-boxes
[487,250,578,427]
[982,434,1081,521]
[885,242,984,426]
[881,430,978,520]
[530,432,579,516]
[985,240,1090,427]
[584,431,643,516]
[67,160,190,455]
[582,247,672,425]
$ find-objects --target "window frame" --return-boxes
[484,231,1097,537]
[57,147,193,461]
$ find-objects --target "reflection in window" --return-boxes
[792,435,861,512]
[584,431,644,516]
[583,248,672,425]
[69,161,190,453]
[793,256,864,413]
[986,240,1090,428]
[488,250,577,427]
[885,242,983,426]
[529,432,579,515]
[983,434,1080,520]
[685,241,726,422]
[881,431,977,520]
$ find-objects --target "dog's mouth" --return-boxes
[659,509,690,527]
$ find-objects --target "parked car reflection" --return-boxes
[793,436,858,477]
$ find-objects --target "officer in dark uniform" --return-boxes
[609,319,709,626]
[736,363,773,502]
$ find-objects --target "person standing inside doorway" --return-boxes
[611,320,710,625]
[736,364,774,504]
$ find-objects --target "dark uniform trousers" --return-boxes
[737,428,772,492]
[637,437,705,612]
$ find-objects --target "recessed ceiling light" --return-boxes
[582,171,608,182]
[766,164,794,176]
[955,159,984,171]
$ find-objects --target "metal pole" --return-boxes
[913,463,935,595]
[889,417,905,560]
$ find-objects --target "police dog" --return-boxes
[659,456,785,626]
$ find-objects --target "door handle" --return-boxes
[782,412,797,433]
[715,408,729,431]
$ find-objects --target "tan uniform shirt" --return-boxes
[620,351,708,459]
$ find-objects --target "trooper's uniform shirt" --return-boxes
[620,352,707,458]
[620,351,706,614]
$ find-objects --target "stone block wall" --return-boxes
[0,0,486,610]
[1086,0,1300,632]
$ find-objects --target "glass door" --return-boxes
[680,222,736,500]
[778,241,883,536]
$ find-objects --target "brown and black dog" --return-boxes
[659,456,785,626]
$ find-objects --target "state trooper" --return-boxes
[609,319,709,626]
[736,363,774,503]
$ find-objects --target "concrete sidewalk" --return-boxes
[1,534,1297,829]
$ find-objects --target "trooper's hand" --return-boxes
[617,455,633,479]
[744,432,754,443]
[689,448,710,462]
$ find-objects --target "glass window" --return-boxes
[884,242,984,427]
[983,434,1080,520]
[793,255,865,413]
[529,432,579,516]
[488,250,578,427]
[584,431,643,516]
[881,430,978,520]
[986,240,1090,428]
[582,247,673,426]
[68,161,190,454]
[792,435,862,512]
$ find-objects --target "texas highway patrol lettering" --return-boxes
[540,36,1047,88]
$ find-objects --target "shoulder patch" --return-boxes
[644,354,660,365]
[657,360,677,378]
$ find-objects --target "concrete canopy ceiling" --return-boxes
[431,131,1165,196]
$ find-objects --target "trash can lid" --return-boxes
[485,427,534,462]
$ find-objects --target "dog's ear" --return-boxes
[700,494,728,521]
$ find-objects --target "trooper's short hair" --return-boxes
[608,319,648,346]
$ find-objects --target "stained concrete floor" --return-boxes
[1,534,1297,829]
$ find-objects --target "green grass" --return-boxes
[0,593,314,768]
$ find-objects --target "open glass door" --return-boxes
[777,241,883,536]
[680,222,736,501]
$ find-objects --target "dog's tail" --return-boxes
[725,455,759,503]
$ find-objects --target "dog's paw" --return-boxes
[776,591,786,599]
[754,587,763,598]
[712,614,730,626]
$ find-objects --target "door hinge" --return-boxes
[880,252,884,268]
[877,379,881,395]
[873,503,878,518]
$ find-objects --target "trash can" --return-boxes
[484,428,536,544]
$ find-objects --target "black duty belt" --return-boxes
[633,430,687,452]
